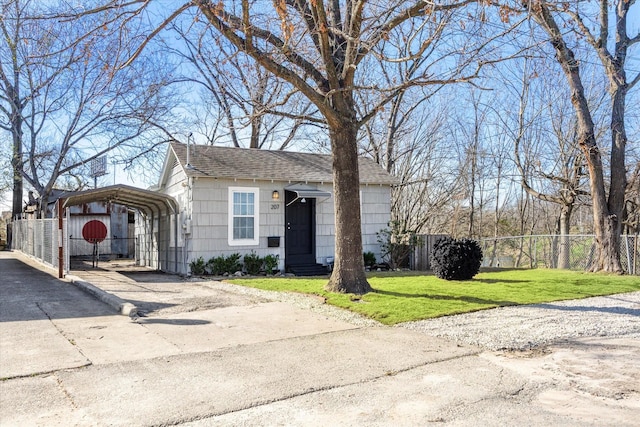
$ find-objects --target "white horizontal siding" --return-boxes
[361,185,392,262]
[187,178,285,270]
[163,164,187,199]
[315,184,391,265]
[311,183,333,264]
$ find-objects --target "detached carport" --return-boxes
[62,184,180,274]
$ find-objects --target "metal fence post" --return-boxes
[58,199,64,278]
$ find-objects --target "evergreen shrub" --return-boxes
[189,256,207,275]
[207,253,242,275]
[431,237,483,280]
[243,251,263,275]
[263,254,279,275]
[363,251,377,268]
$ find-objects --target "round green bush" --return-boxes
[430,237,483,280]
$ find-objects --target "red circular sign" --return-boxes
[82,220,108,244]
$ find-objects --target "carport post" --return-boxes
[57,198,64,278]
[174,211,179,274]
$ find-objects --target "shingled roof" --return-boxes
[169,142,397,185]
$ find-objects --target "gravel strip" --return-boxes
[401,292,640,350]
[201,279,640,351]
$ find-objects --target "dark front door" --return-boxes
[285,191,316,267]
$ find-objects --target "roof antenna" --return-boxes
[186,132,193,169]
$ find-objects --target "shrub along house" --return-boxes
[154,142,396,275]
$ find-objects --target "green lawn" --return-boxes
[227,269,640,325]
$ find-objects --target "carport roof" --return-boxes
[61,184,178,215]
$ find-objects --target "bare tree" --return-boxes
[484,119,517,266]
[386,104,455,234]
[522,0,640,272]
[167,19,314,149]
[0,1,176,217]
[459,92,488,239]
[501,58,592,267]
[74,0,500,293]
[356,33,456,236]
[1,0,60,217]
[357,26,448,174]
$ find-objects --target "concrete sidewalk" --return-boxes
[1,251,638,426]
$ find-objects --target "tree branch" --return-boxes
[194,1,336,121]
[120,2,193,68]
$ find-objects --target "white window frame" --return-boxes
[228,187,260,246]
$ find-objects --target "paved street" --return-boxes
[1,251,638,426]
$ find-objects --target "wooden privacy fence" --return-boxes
[412,234,447,270]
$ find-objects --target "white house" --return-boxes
[153,142,397,275]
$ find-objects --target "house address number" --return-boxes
[270,204,280,210]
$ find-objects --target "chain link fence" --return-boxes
[11,220,640,276]
[10,218,68,273]
[479,235,639,275]
[412,234,639,275]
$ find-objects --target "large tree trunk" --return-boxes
[10,88,23,219]
[589,0,631,273]
[530,2,623,273]
[325,121,371,294]
[602,73,627,271]
[583,133,623,272]
[557,204,572,269]
[12,133,23,219]
[580,113,623,273]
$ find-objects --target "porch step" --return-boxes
[289,263,330,276]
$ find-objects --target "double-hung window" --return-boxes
[228,187,259,246]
